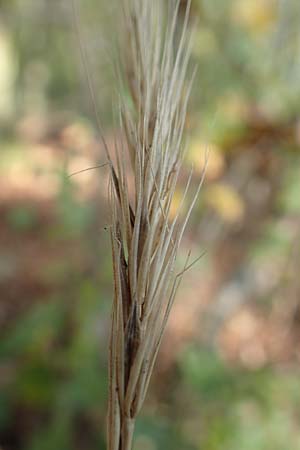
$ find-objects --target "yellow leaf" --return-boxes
[232,0,277,33]
[205,183,245,223]
[187,141,225,180]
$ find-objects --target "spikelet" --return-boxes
[107,1,204,449]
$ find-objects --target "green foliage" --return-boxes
[178,347,300,450]
[0,300,64,359]
[0,283,108,449]
[135,415,195,450]
[279,155,300,214]
[5,206,38,231]
[56,174,95,237]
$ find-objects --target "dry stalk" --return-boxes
[106,1,205,449]
[71,0,205,447]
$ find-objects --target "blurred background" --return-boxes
[1,0,300,449]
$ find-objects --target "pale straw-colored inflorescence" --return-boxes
[107,1,205,449]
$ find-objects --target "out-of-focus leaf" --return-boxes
[135,415,193,450]
[26,412,72,450]
[251,222,292,260]
[0,299,65,358]
[5,205,38,231]
[278,160,300,213]
[56,186,94,237]
[14,362,57,407]
[205,183,245,223]
[232,0,278,34]
[187,140,225,180]
[0,391,12,431]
